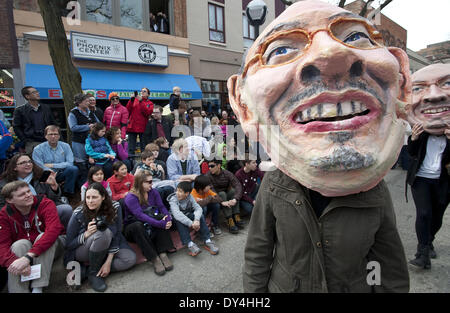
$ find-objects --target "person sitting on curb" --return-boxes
[64,183,136,292]
[235,158,265,216]
[123,171,175,276]
[168,181,219,256]
[191,175,224,236]
[0,181,64,293]
[206,159,244,234]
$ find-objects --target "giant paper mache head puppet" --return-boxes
[406,64,450,135]
[228,0,411,197]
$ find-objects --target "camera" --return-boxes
[95,216,108,232]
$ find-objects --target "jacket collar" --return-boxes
[268,168,387,217]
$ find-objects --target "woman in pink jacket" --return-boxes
[126,88,153,156]
[103,92,129,139]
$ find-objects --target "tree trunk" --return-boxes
[37,0,82,142]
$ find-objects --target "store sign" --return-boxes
[42,88,191,100]
[0,88,14,106]
[71,32,168,67]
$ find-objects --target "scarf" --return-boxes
[19,173,37,195]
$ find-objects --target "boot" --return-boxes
[227,217,239,234]
[159,253,173,271]
[88,249,108,292]
[233,214,245,229]
[409,244,431,269]
[152,256,166,276]
[429,243,437,259]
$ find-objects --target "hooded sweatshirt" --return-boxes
[167,193,202,227]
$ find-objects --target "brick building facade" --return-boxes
[418,41,450,64]
[344,0,407,51]
[0,0,19,68]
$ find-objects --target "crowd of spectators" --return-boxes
[0,85,265,293]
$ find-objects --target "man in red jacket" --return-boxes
[127,87,154,156]
[0,181,64,293]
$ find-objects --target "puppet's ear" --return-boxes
[388,47,412,120]
[227,74,257,134]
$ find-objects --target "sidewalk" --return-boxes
[5,169,450,293]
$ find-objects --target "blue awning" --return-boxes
[25,63,202,100]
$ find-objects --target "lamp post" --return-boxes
[246,0,268,38]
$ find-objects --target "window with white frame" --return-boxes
[208,2,225,43]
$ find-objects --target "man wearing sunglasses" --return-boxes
[229,1,410,292]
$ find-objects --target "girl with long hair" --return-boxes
[123,171,174,276]
[64,182,136,292]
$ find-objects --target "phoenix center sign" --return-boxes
[71,32,168,67]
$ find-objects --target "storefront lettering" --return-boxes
[76,39,112,55]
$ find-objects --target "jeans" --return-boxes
[174,213,210,245]
[411,177,448,246]
[127,132,145,156]
[240,184,260,215]
[202,202,220,227]
[71,142,87,163]
[55,165,79,194]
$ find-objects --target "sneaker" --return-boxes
[213,226,222,235]
[204,241,219,255]
[188,243,201,256]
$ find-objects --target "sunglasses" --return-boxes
[111,97,119,100]
[145,180,153,184]
[208,164,217,168]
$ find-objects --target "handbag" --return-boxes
[143,206,165,221]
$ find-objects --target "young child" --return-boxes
[191,175,224,235]
[85,122,116,179]
[168,181,219,256]
[135,150,165,181]
[107,161,134,201]
[81,166,113,201]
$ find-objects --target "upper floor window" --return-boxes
[120,0,143,30]
[209,3,225,43]
[242,13,255,40]
[86,0,113,24]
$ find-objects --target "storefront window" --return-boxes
[0,69,15,127]
[120,0,143,30]
[201,80,229,114]
[86,0,113,24]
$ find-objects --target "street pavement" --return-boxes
[40,169,449,293]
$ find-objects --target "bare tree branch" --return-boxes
[338,0,347,8]
[379,0,394,11]
[360,0,374,17]
[279,0,293,6]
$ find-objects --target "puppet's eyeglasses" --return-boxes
[242,17,384,77]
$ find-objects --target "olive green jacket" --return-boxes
[243,169,409,293]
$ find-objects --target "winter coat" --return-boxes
[107,173,134,201]
[85,135,116,165]
[142,116,173,146]
[126,98,153,133]
[0,196,64,268]
[103,103,129,139]
[243,168,409,293]
[12,102,56,142]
